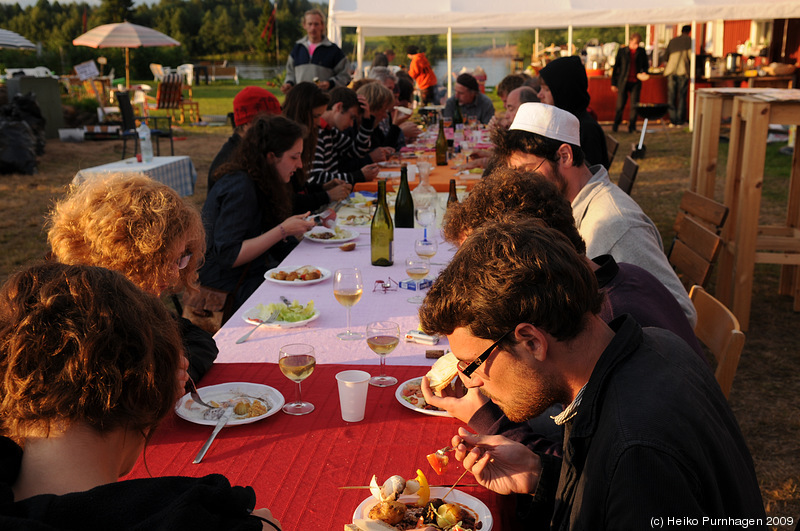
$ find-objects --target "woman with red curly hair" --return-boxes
[0,262,280,530]
[46,174,217,382]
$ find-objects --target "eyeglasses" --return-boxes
[176,253,192,270]
[456,329,515,378]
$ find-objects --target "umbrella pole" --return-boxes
[126,47,130,89]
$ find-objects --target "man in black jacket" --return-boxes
[610,33,649,133]
[419,218,767,530]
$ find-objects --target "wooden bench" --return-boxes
[209,65,239,84]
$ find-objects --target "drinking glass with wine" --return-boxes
[415,238,438,261]
[405,255,430,304]
[366,321,400,387]
[279,343,316,415]
[333,268,364,340]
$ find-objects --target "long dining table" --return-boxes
[124,227,515,530]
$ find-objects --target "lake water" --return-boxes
[229,55,512,86]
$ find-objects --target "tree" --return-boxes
[95,0,134,24]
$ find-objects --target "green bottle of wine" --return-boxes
[394,164,415,229]
[453,102,463,125]
[447,178,459,208]
[371,179,394,266]
[435,118,447,166]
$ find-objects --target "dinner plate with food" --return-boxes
[377,160,403,168]
[264,265,331,285]
[303,226,358,243]
[175,382,284,426]
[395,353,463,417]
[339,213,372,226]
[350,471,491,531]
[243,300,320,328]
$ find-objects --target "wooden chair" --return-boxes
[617,155,639,195]
[117,91,173,159]
[668,191,729,289]
[144,73,201,124]
[606,133,619,166]
[689,285,745,398]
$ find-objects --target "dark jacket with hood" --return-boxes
[539,56,610,169]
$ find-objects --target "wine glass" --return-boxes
[279,343,316,415]
[415,238,438,261]
[415,206,436,240]
[366,321,400,387]
[405,255,430,304]
[333,268,364,340]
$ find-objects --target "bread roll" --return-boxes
[425,351,460,396]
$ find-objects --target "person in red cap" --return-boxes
[207,86,282,191]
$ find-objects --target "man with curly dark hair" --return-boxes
[418,219,765,530]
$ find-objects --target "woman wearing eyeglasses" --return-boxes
[46,174,216,384]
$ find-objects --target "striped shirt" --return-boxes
[309,117,375,186]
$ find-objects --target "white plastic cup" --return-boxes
[335,370,371,422]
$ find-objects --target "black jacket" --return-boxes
[611,46,649,89]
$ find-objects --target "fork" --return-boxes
[186,376,215,409]
[236,308,280,344]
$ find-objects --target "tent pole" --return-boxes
[689,20,697,132]
[625,24,630,45]
[568,25,573,55]
[534,28,539,64]
[447,27,453,99]
[356,26,363,80]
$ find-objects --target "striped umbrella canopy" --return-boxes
[0,28,36,50]
[72,22,180,88]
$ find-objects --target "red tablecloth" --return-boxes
[124,363,512,530]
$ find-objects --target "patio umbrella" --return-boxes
[72,22,180,88]
[0,28,35,50]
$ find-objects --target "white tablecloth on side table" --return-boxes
[213,227,454,366]
[73,156,196,197]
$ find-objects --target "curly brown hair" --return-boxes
[441,166,586,255]
[282,81,330,174]
[0,262,182,442]
[46,175,205,296]
[420,218,602,343]
[215,114,306,227]
[492,127,585,168]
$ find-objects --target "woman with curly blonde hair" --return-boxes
[46,175,217,382]
[0,262,280,530]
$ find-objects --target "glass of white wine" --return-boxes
[333,268,364,340]
[415,238,438,261]
[405,255,430,304]
[279,343,316,415]
[366,321,400,387]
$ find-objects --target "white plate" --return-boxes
[352,487,492,531]
[304,228,358,243]
[264,266,331,285]
[175,382,284,426]
[242,306,321,328]
[395,377,452,417]
[377,160,403,168]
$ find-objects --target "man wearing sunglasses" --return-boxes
[494,102,696,328]
[418,219,765,529]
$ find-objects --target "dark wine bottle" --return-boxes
[447,179,459,208]
[394,164,415,228]
[371,180,394,266]
[453,102,463,125]
[435,118,447,166]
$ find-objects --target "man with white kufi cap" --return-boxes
[494,102,696,326]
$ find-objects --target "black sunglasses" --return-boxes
[457,329,514,378]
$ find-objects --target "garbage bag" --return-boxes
[0,120,37,175]
[0,92,46,156]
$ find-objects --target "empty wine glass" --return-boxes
[405,255,430,304]
[279,343,316,415]
[415,238,438,261]
[415,206,436,237]
[366,321,400,387]
[333,268,364,340]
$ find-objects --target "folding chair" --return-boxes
[606,133,619,167]
[617,156,639,196]
[117,92,173,159]
[144,73,201,124]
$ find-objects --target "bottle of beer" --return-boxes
[447,179,459,208]
[394,164,415,228]
[435,117,447,166]
[453,102,463,126]
[371,179,394,266]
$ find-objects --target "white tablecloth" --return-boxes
[214,227,454,366]
[73,156,196,197]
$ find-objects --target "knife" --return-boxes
[193,405,234,464]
